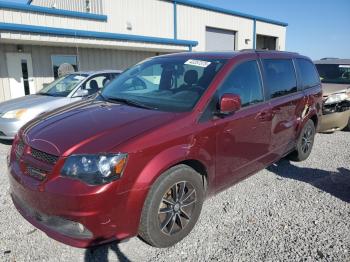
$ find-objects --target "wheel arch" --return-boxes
[310,114,319,129]
[297,109,319,137]
[174,159,209,191]
[133,145,213,193]
[117,144,214,239]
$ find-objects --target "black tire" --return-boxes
[138,164,205,248]
[289,119,316,162]
[345,117,350,131]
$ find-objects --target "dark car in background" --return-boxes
[315,59,350,132]
[0,70,121,140]
[8,51,322,248]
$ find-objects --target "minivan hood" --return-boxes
[22,100,177,156]
[0,95,67,114]
[322,83,350,96]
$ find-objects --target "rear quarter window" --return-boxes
[262,59,297,99]
[296,59,320,89]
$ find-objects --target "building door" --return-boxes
[256,35,277,50]
[6,53,35,98]
[206,27,235,51]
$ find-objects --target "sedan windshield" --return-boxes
[101,57,227,112]
[38,74,88,97]
[316,64,350,84]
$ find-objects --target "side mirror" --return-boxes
[219,93,241,115]
[74,89,89,97]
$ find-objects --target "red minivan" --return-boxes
[8,51,322,248]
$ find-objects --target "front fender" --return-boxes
[133,144,207,190]
[114,144,213,240]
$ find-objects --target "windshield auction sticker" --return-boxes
[74,75,86,80]
[339,65,350,68]
[185,59,211,68]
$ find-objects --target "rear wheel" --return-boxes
[345,117,350,131]
[289,119,316,162]
[139,165,204,248]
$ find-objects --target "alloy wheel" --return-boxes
[301,125,313,154]
[158,181,197,236]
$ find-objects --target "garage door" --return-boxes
[206,27,235,51]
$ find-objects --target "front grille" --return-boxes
[27,166,47,181]
[31,148,59,165]
[13,138,59,181]
[15,140,25,161]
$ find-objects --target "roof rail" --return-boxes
[240,49,299,55]
[320,57,339,60]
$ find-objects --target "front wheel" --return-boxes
[138,165,204,248]
[289,119,316,162]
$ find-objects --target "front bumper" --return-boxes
[319,109,350,132]
[0,118,26,140]
[7,160,137,248]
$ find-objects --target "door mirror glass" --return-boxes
[74,89,89,97]
[219,93,241,115]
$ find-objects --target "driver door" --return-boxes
[214,59,273,191]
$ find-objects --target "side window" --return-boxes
[296,59,320,89]
[109,73,119,81]
[262,59,297,98]
[84,75,109,94]
[219,60,264,107]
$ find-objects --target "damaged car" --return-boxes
[315,59,350,132]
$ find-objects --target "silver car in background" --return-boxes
[0,70,121,140]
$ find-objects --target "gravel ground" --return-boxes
[0,132,349,262]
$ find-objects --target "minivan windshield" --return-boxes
[315,64,350,84]
[38,74,88,97]
[101,57,227,112]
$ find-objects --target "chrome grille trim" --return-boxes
[26,166,47,181]
[30,148,59,165]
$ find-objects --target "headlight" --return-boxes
[324,90,350,105]
[2,109,28,119]
[61,154,128,185]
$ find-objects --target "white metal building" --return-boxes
[0,0,287,102]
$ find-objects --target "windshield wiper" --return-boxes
[96,90,106,100]
[104,96,158,110]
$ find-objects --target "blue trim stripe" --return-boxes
[0,22,198,48]
[173,0,288,27]
[0,1,107,21]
